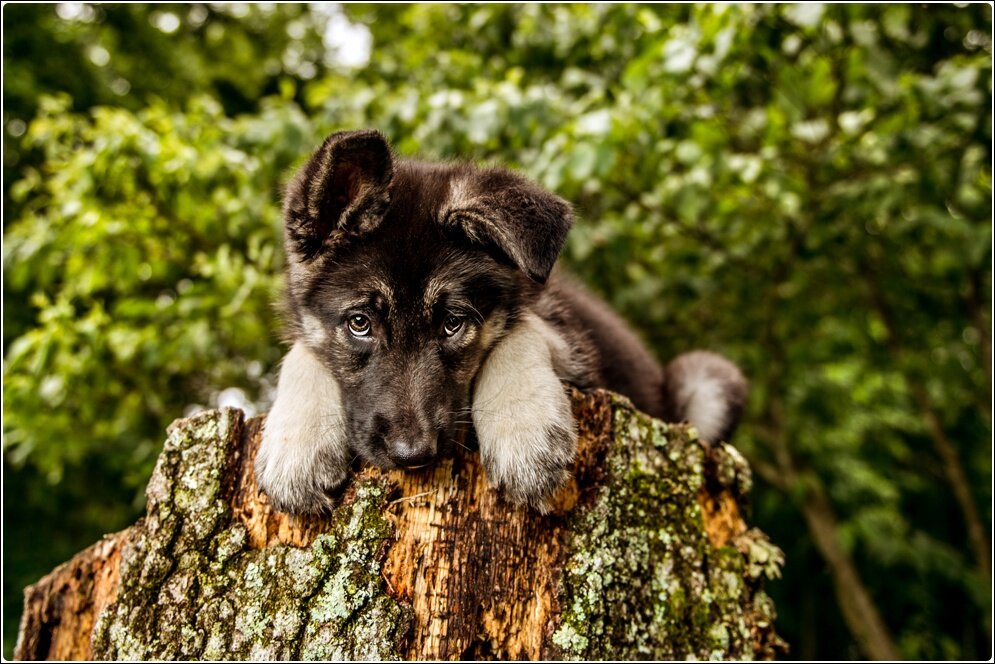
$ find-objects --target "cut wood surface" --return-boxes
[15,389,786,660]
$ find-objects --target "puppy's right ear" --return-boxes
[284,130,393,260]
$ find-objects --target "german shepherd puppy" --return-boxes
[256,130,747,514]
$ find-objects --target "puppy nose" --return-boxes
[387,440,436,469]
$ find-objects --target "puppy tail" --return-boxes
[660,350,748,443]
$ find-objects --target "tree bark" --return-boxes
[15,389,786,660]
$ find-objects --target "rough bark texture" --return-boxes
[15,389,786,661]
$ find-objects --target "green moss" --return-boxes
[551,397,782,660]
[91,409,410,660]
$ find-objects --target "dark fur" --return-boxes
[263,129,746,512]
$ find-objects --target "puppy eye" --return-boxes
[347,314,372,337]
[442,314,465,338]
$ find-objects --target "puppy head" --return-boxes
[281,130,572,469]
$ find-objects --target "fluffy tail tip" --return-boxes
[662,350,747,443]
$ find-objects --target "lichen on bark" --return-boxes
[551,395,784,660]
[90,409,411,660]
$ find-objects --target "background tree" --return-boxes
[3,4,991,659]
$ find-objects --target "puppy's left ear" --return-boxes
[443,170,572,283]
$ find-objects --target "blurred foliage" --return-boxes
[3,3,992,660]
[2,3,327,119]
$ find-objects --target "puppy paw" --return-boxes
[255,429,347,514]
[255,342,350,515]
[472,313,578,512]
[480,420,577,513]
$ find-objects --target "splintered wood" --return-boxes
[378,389,614,658]
[15,533,126,661]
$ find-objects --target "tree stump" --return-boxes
[14,389,786,660]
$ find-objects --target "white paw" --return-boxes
[473,313,577,512]
[478,418,576,513]
[255,342,350,515]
